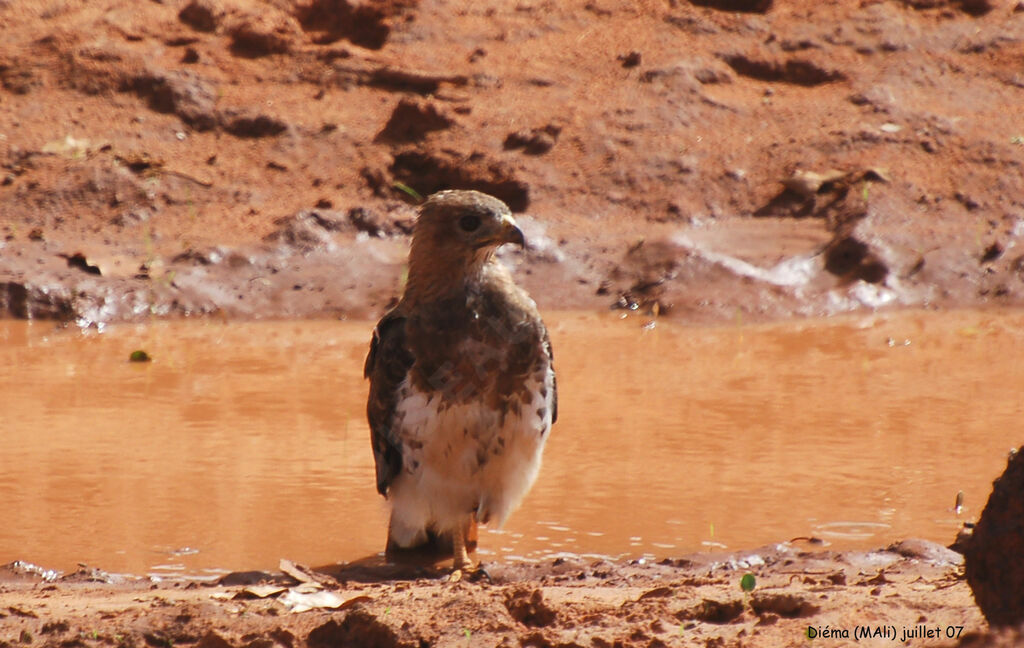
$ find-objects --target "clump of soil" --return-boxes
[965,446,1024,627]
[504,587,558,628]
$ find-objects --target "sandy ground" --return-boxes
[3,0,1024,644]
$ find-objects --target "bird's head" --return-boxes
[415,190,525,253]
[405,190,525,301]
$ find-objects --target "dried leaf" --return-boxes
[781,169,847,198]
[235,585,287,599]
[279,590,371,613]
[279,559,321,585]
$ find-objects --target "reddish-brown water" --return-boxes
[1,311,1020,578]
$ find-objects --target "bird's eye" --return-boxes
[459,214,481,232]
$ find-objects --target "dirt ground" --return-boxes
[1,539,1015,648]
[3,0,1024,645]
[3,0,1024,324]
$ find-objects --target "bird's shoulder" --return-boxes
[364,307,411,380]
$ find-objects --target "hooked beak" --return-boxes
[501,215,526,248]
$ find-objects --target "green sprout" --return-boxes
[129,350,152,363]
[392,182,423,203]
[740,573,756,592]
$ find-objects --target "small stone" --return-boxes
[178,0,221,32]
[617,51,642,68]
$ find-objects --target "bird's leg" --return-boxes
[451,517,491,582]
[452,515,473,571]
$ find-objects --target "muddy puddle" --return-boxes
[1,310,1021,579]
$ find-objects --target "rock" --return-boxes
[227,11,302,57]
[617,50,642,67]
[0,282,75,320]
[375,98,455,143]
[965,447,1024,627]
[216,571,281,586]
[40,621,70,634]
[720,53,846,86]
[901,0,994,13]
[307,611,417,648]
[263,211,344,251]
[296,0,417,50]
[61,252,102,276]
[685,598,745,624]
[126,69,219,130]
[823,236,889,284]
[688,0,773,13]
[196,631,234,648]
[887,539,964,566]
[750,593,820,618]
[366,66,469,95]
[347,207,412,237]
[503,125,562,155]
[0,56,39,94]
[959,0,995,15]
[221,112,289,138]
[178,0,223,32]
[981,242,1003,264]
[387,149,530,212]
[693,66,732,84]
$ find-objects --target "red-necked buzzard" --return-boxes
[364,190,557,570]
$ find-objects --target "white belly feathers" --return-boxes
[386,358,555,548]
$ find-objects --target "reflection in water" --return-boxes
[1,310,1021,576]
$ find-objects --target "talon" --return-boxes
[467,564,491,583]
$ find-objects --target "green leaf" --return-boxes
[740,573,756,592]
[392,182,423,203]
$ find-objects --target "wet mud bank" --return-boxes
[0,539,994,648]
[2,195,1022,327]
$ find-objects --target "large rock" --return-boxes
[965,447,1024,626]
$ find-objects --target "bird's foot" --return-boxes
[450,563,491,583]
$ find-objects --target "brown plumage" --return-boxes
[364,190,557,570]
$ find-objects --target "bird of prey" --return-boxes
[364,190,557,571]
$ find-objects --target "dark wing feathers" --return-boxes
[365,312,413,496]
[542,325,557,425]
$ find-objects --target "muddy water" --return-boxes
[1,310,1021,578]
